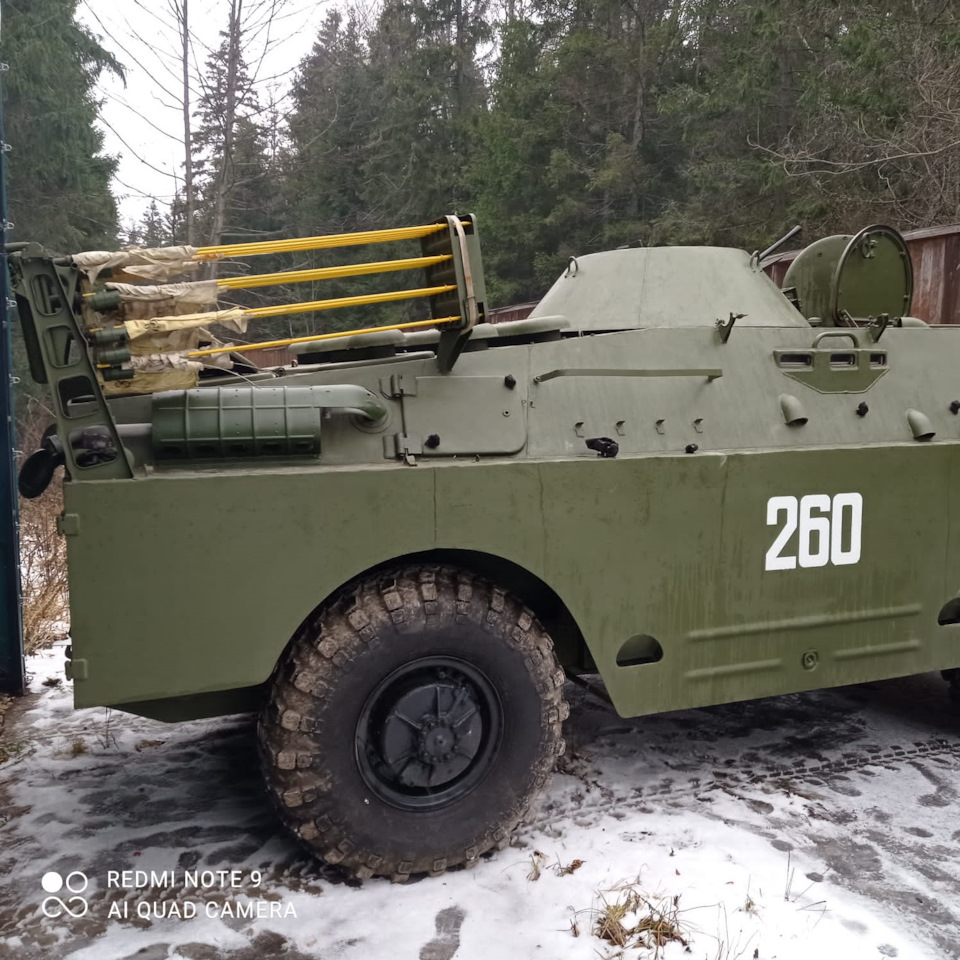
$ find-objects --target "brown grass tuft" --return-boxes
[16,401,69,653]
[556,857,584,877]
[589,880,689,956]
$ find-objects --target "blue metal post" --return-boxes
[0,10,25,695]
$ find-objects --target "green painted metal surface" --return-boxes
[10,226,960,720]
[783,224,914,325]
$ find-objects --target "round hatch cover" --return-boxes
[833,224,912,323]
[781,234,849,324]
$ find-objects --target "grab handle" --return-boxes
[812,331,859,350]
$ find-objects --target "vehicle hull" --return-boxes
[63,440,960,718]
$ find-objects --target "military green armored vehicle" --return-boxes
[8,218,960,880]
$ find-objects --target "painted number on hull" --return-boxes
[765,493,862,571]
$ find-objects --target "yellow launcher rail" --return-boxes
[217,255,452,291]
[188,316,459,359]
[196,222,454,261]
[244,284,457,320]
[181,284,459,359]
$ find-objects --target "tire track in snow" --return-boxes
[523,735,960,835]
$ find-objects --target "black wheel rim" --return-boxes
[355,656,503,811]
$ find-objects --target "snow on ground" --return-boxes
[1,642,958,960]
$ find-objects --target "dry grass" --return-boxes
[16,401,69,653]
[0,695,11,763]
[0,740,28,764]
[586,879,689,956]
[527,850,586,882]
[557,858,584,877]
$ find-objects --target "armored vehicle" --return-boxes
[8,218,960,880]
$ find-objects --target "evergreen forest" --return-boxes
[4,0,960,322]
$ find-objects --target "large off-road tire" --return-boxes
[258,565,568,880]
[941,669,960,708]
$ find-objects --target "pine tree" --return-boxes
[468,17,566,304]
[1,0,122,252]
[364,0,489,221]
[285,10,378,236]
[192,1,262,252]
[471,0,686,302]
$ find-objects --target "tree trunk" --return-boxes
[179,0,195,246]
[206,0,244,270]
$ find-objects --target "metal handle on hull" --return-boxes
[533,368,723,384]
[812,331,859,349]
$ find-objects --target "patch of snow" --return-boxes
[0,645,954,959]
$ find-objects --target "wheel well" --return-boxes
[938,597,960,625]
[345,549,590,672]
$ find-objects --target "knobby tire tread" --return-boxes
[258,565,567,881]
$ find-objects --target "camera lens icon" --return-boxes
[41,872,64,894]
[40,870,89,919]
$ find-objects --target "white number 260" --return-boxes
[765,493,862,571]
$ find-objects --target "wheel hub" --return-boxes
[419,719,459,764]
[355,657,503,811]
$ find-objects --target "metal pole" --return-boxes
[0,4,26,695]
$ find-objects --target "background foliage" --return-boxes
[5,0,960,316]
[4,0,959,648]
